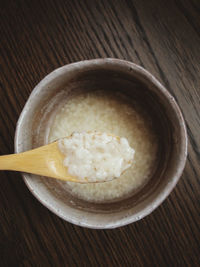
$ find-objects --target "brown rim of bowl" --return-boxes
[14,58,188,229]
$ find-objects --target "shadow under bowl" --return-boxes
[15,59,187,229]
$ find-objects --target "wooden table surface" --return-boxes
[0,0,199,266]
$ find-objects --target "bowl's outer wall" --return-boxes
[15,59,187,229]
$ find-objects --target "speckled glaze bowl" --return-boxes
[15,59,187,229]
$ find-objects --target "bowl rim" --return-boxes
[14,58,188,229]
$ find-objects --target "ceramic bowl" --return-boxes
[15,59,187,229]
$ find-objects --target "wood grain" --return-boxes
[0,0,199,266]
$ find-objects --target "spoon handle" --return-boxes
[0,145,54,176]
[0,143,79,182]
[0,154,24,171]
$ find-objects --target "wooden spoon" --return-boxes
[0,132,123,183]
[0,131,132,183]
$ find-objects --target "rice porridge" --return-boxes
[49,91,158,202]
[58,131,135,182]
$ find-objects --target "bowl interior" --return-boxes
[15,60,186,228]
